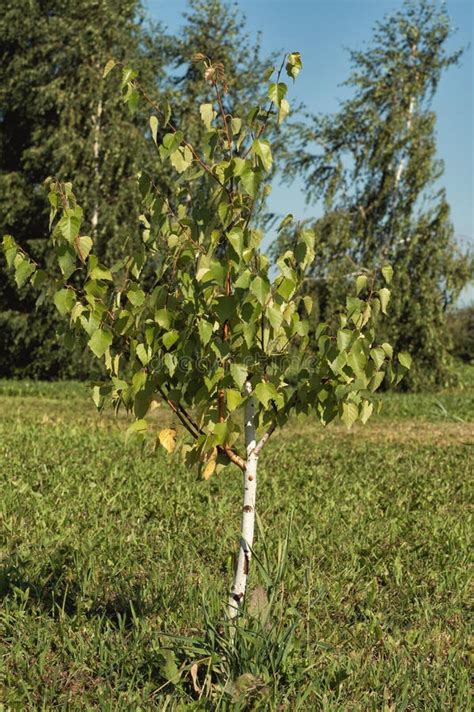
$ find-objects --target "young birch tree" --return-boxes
[2,53,409,622]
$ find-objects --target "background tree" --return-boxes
[280,0,473,390]
[0,0,278,379]
[447,304,474,363]
[0,0,166,377]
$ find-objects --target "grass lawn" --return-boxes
[0,373,472,709]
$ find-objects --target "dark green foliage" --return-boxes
[0,0,277,379]
[279,0,473,390]
[0,0,165,377]
[447,304,474,362]
[1,380,472,707]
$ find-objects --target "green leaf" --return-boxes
[381,264,393,284]
[150,115,159,144]
[134,387,153,419]
[234,270,251,289]
[157,648,180,684]
[278,99,290,124]
[121,67,138,87]
[75,235,93,262]
[31,270,47,289]
[230,117,242,135]
[268,82,287,105]
[136,343,151,366]
[277,276,296,300]
[53,288,75,316]
[58,206,83,243]
[252,139,273,172]
[58,244,77,279]
[198,319,213,347]
[341,401,358,429]
[227,227,244,257]
[88,328,112,358]
[370,347,386,369]
[303,295,313,315]
[250,276,270,305]
[3,234,17,268]
[158,98,170,127]
[164,352,177,376]
[211,422,229,446]
[230,363,247,390]
[379,287,391,314]
[196,254,211,282]
[162,329,179,350]
[214,295,235,321]
[103,59,116,78]
[200,103,215,130]
[155,308,172,329]
[267,304,283,330]
[128,287,146,306]
[226,389,243,412]
[286,52,303,80]
[170,146,193,173]
[240,167,261,198]
[398,352,412,369]
[14,259,36,288]
[126,88,139,115]
[356,274,368,295]
[337,329,352,352]
[360,400,373,424]
[89,265,112,281]
[254,382,279,409]
[160,131,183,159]
[347,341,367,376]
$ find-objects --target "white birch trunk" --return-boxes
[394,95,415,190]
[228,381,258,621]
[91,97,103,236]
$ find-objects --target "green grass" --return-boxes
[0,375,472,709]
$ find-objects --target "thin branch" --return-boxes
[253,421,277,457]
[136,82,231,198]
[242,55,287,161]
[159,385,246,471]
[157,385,200,440]
[214,81,233,158]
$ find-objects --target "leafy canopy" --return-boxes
[2,52,410,474]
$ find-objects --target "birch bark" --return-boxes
[91,96,103,236]
[228,381,258,620]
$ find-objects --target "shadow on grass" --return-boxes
[0,546,165,629]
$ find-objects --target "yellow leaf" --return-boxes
[202,449,217,480]
[158,427,177,454]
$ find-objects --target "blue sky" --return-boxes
[146,0,473,304]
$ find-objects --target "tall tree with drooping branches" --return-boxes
[280,0,473,390]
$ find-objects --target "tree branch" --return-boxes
[157,385,200,440]
[136,81,231,198]
[253,421,277,457]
